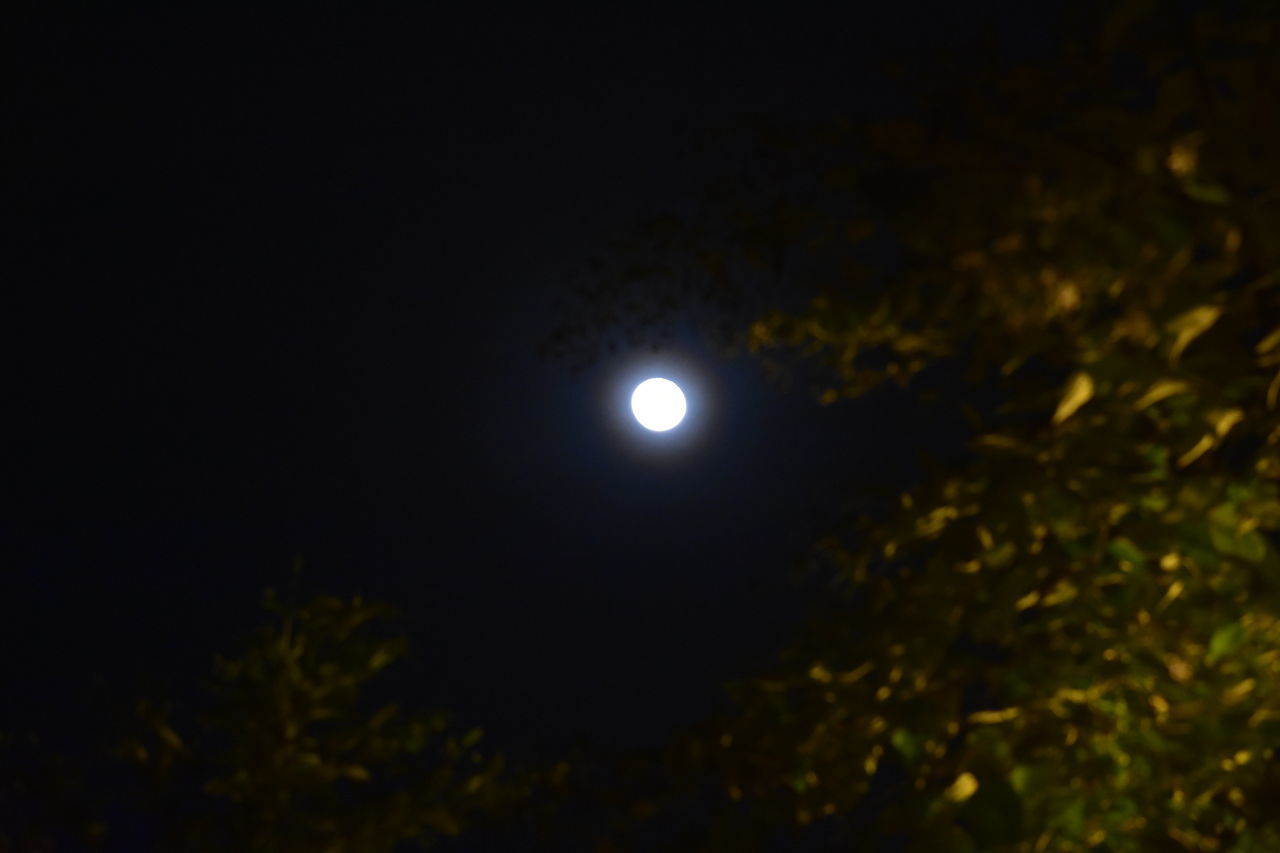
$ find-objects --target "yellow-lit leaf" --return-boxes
[1133,379,1191,410]
[1015,590,1041,610]
[1166,141,1197,176]
[1166,305,1222,365]
[1041,580,1078,607]
[944,772,979,802]
[1156,580,1185,612]
[838,661,875,684]
[157,724,184,752]
[809,663,833,684]
[1257,326,1280,356]
[1224,678,1257,705]
[1166,655,1193,682]
[370,703,399,729]
[1213,408,1244,438]
[917,506,959,536]
[1176,434,1215,468]
[1052,371,1094,425]
[968,707,1020,724]
[369,647,396,671]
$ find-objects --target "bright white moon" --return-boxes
[631,378,687,431]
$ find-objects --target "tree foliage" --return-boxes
[595,2,1280,850]
[123,591,523,852]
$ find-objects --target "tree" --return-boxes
[123,590,525,852]
[579,1,1280,849]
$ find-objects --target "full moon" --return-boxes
[631,377,687,432]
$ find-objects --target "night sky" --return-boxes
[8,0,1058,795]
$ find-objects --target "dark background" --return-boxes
[6,2,1058,774]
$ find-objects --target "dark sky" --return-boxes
[7,2,1058,772]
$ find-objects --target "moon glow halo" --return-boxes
[630,378,687,432]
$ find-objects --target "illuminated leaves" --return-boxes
[1166,304,1223,366]
[585,4,1280,849]
[1052,372,1094,425]
[967,707,1020,725]
[1256,325,1280,357]
[1208,502,1269,564]
[944,772,979,803]
[1133,378,1191,411]
[1177,434,1216,469]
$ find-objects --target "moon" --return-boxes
[631,378,687,432]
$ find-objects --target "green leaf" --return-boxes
[1208,502,1269,564]
[1207,623,1246,665]
[1052,797,1087,836]
[1107,537,1147,569]
[1010,764,1052,798]
[891,727,920,763]
[1181,179,1231,205]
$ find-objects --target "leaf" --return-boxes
[1133,379,1191,410]
[809,662,833,683]
[1107,538,1147,569]
[1176,434,1215,469]
[342,765,370,782]
[1208,502,1269,564]
[945,772,980,802]
[1010,764,1052,798]
[1256,325,1280,356]
[891,727,920,762]
[1041,580,1079,607]
[370,703,399,729]
[369,646,396,672]
[1213,408,1245,438]
[968,707,1020,724]
[1207,623,1246,665]
[1166,305,1222,365]
[1181,180,1231,205]
[1052,372,1095,424]
[983,541,1016,569]
[1224,678,1257,705]
[1052,797,1087,836]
